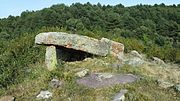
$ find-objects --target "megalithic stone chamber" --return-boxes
[35,32,124,71]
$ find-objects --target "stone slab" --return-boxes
[35,32,124,57]
[76,73,139,88]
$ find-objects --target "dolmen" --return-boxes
[35,32,124,71]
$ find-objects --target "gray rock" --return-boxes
[35,32,124,57]
[157,79,174,88]
[49,79,61,88]
[100,38,124,58]
[83,58,92,61]
[111,63,123,68]
[96,73,114,82]
[152,57,165,65]
[117,53,124,61]
[130,50,142,59]
[77,73,139,88]
[112,89,128,101]
[174,84,180,92]
[125,57,144,66]
[75,69,89,78]
[0,96,15,101]
[45,46,57,71]
[36,90,52,99]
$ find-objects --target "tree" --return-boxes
[66,18,84,33]
[121,12,137,30]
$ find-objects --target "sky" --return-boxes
[0,0,179,18]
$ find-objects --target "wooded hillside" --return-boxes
[0,3,180,88]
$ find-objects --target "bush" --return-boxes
[0,34,45,88]
[114,37,145,53]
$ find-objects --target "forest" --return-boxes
[0,3,180,88]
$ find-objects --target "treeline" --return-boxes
[0,3,180,46]
[0,3,180,88]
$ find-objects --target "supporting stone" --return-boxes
[45,46,57,71]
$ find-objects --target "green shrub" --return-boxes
[0,34,45,88]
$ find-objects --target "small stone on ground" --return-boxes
[130,50,142,59]
[49,78,61,88]
[36,90,52,99]
[125,57,144,66]
[157,79,174,88]
[112,89,128,101]
[75,69,89,78]
[174,84,180,92]
[152,57,165,65]
[0,96,15,101]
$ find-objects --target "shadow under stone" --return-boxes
[56,46,93,62]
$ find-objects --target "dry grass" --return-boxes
[140,63,180,83]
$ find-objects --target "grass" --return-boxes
[0,56,179,101]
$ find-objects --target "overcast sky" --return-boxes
[0,0,179,18]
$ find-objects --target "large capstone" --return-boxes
[35,32,124,57]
